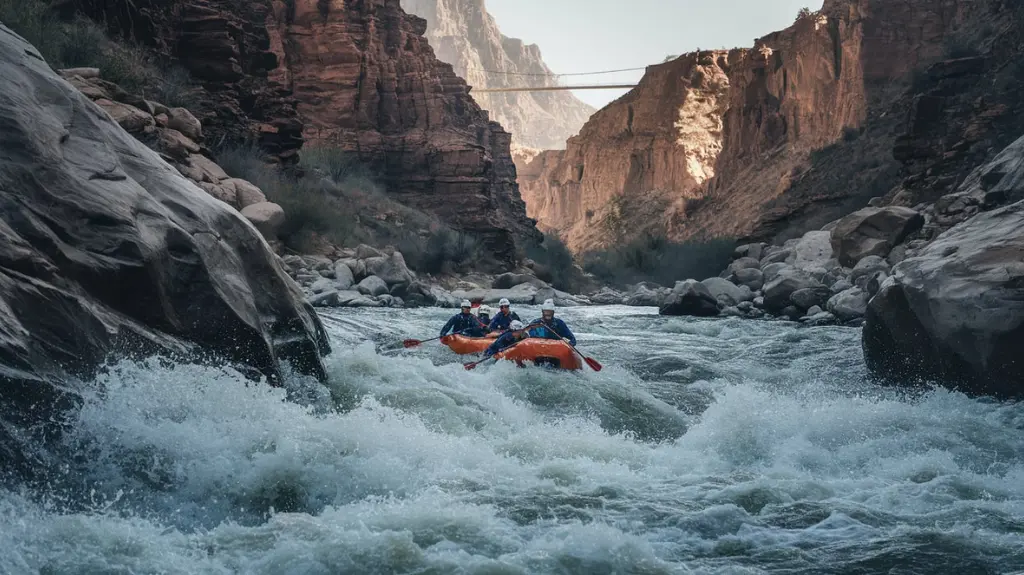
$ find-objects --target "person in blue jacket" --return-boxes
[487,298,522,332]
[440,300,488,338]
[483,320,534,358]
[529,299,576,345]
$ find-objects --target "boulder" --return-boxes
[659,280,719,317]
[827,287,869,321]
[831,207,925,266]
[355,244,383,259]
[762,267,823,311]
[309,277,337,294]
[850,255,890,287]
[338,258,366,281]
[394,281,436,308]
[493,272,548,289]
[430,286,461,308]
[155,128,200,161]
[790,286,831,311]
[863,198,1024,398]
[229,178,267,208]
[760,249,792,266]
[761,262,789,283]
[309,290,341,307]
[726,257,761,277]
[240,202,286,239]
[865,271,888,297]
[733,242,767,261]
[364,251,415,285]
[787,230,833,270]
[0,28,328,476]
[590,287,626,305]
[166,107,202,141]
[334,260,355,290]
[94,98,154,133]
[199,182,238,206]
[357,275,389,297]
[534,286,585,307]
[454,283,539,305]
[830,279,854,295]
[626,285,665,307]
[732,267,764,291]
[701,277,753,306]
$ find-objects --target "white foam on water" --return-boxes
[1,306,1022,574]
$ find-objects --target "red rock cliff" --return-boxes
[685,0,1024,243]
[516,52,733,252]
[401,0,595,151]
[519,0,1023,251]
[72,0,541,264]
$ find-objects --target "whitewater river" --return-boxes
[2,305,1023,574]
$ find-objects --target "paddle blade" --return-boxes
[403,339,421,348]
[584,357,602,371]
[464,362,478,370]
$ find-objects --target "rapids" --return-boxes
[1,305,1023,574]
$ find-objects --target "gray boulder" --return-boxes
[590,287,626,305]
[850,255,890,288]
[827,287,869,321]
[364,251,414,286]
[761,249,792,266]
[493,272,548,289]
[733,242,767,261]
[626,285,665,307]
[762,267,823,311]
[831,206,925,266]
[355,244,383,259]
[357,275,389,297]
[830,279,854,295]
[240,202,285,239]
[0,28,329,477]
[761,262,789,283]
[787,230,833,271]
[310,277,337,294]
[726,257,761,277]
[863,196,1024,398]
[790,286,831,311]
[334,260,355,290]
[659,280,719,317]
[338,258,366,281]
[701,277,753,306]
[733,267,764,291]
[336,291,384,307]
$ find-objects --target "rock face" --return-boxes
[831,207,924,266]
[75,0,543,266]
[863,199,1024,398]
[0,26,329,475]
[684,0,1024,244]
[282,0,540,264]
[517,51,733,251]
[400,0,595,150]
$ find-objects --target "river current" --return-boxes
[2,305,1023,574]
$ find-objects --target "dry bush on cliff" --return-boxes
[581,233,735,288]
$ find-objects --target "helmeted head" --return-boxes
[479,305,491,320]
[498,298,511,313]
[509,320,524,331]
[541,299,555,320]
[460,299,472,313]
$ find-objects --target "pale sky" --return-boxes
[485,0,824,108]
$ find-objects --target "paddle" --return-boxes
[403,327,473,348]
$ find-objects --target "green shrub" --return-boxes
[581,233,736,287]
[795,7,813,21]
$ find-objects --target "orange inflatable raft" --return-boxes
[492,339,584,371]
[441,332,500,355]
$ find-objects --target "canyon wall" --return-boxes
[520,0,1023,252]
[73,0,541,265]
[516,52,733,252]
[401,0,595,151]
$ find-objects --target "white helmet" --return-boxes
[541,299,555,312]
[509,320,524,330]
[460,299,472,308]
[479,305,491,314]
[498,298,511,307]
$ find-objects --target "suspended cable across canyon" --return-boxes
[473,84,637,93]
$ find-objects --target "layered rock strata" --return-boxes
[516,51,732,252]
[72,0,542,265]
